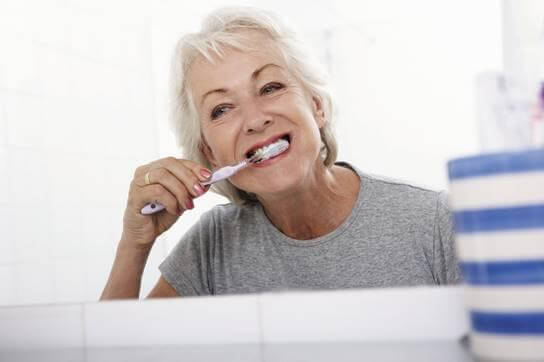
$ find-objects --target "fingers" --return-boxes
[161,158,212,191]
[143,167,194,210]
[137,158,211,185]
[133,157,212,215]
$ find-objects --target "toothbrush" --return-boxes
[140,138,289,215]
[140,160,250,215]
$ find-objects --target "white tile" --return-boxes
[259,286,468,343]
[75,104,126,155]
[104,156,141,205]
[53,258,86,304]
[44,151,84,205]
[0,36,42,94]
[121,70,154,112]
[42,99,119,155]
[0,303,85,349]
[31,3,73,50]
[116,22,150,71]
[83,255,115,302]
[104,105,156,156]
[41,100,84,153]
[0,265,16,306]
[6,148,49,205]
[11,205,52,263]
[0,205,15,264]
[67,6,148,69]
[48,204,83,259]
[0,146,9,201]
[139,240,166,298]
[85,345,261,362]
[67,0,146,14]
[0,1,33,36]
[4,93,46,149]
[78,155,109,205]
[84,294,260,347]
[81,205,123,258]
[69,10,111,62]
[261,341,470,362]
[0,348,86,362]
[36,46,74,99]
[40,97,151,157]
[0,99,7,145]
[14,261,55,306]
[70,59,125,106]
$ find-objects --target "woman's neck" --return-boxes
[257,163,360,240]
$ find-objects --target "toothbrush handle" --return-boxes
[141,202,166,215]
[140,160,248,215]
[201,160,248,186]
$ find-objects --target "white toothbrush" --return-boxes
[140,138,289,215]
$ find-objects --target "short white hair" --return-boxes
[169,6,337,205]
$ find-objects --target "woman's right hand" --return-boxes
[121,157,212,248]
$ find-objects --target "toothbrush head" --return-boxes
[249,138,290,163]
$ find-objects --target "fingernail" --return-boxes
[200,169,212,179]
[185,199,194,210]
[193,183,204,196]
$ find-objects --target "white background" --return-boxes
[0,0,508,306]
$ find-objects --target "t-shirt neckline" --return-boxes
[255,161,370,247]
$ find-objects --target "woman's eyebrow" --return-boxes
[251,63,281,80]
[200,88,227,107]
[200,63,282,106]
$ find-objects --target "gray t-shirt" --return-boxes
[159,162,461,296]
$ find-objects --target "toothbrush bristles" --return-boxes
[248,139,289,164]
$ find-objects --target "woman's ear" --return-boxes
[199,139,218,168]
[312,96,325,128]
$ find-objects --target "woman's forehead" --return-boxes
[189,44,289,102]
[194,47,281,73]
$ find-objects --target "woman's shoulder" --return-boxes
[341,161,443,197]
[361,171,440,194]
[339,161,447,214]
[359,171,449,216]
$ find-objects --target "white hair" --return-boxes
[169,6,337,205]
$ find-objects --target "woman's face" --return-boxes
[189,32,325,198]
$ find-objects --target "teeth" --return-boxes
[252,138,289,162]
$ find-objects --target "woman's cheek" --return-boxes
[206,132,239,166]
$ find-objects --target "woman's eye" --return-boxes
[211,105,230,120]
[260,83,284,95]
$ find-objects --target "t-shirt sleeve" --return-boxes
[158,210,215,296]
[433,191,462,285]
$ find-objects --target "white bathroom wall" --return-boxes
[502,0,544,92]
[328,0,503,187]
[0,0,163,306]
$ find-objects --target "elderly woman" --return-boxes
[101,7,460,300]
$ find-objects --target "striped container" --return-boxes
[448,149,544,361]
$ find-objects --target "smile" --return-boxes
[251,138,290,163]
[245,133,291,159]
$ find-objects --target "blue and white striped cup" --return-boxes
[448,148,544,361]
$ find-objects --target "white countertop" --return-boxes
[0,286,471,361]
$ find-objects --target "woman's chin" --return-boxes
[243,177,303,200]
[234,159,313,198]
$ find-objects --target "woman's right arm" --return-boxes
[99,157,211,301]
[100,236,179,299]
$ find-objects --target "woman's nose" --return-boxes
[242,103,273,134]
